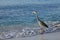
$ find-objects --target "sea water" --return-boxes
[0,4,60,39]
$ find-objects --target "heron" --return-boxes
[32,11,48,34]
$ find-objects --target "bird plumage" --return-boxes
[37,16,48,28]
[33,11,48,28]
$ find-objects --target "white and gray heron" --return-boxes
[32,11,48,34]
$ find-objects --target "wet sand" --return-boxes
[7,31,60,40]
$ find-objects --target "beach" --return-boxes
[0,21,60,40]
[7,31,60,40]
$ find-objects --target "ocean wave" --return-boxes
[0,26,60,40]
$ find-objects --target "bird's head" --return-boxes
[32,11,38,15]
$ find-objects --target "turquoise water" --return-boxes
[0,4,60,26]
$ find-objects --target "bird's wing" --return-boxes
[37,17,48,28]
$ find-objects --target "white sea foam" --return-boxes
[0,21,60,40]
[0,26,59,40]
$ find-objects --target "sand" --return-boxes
[7,31,60,40]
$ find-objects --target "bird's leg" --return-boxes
[40,28,44,34]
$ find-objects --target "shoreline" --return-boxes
[7,32,60,40]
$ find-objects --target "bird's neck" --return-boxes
[35,14,42,22]
[36,14,38,18]
[36,14,40,20]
